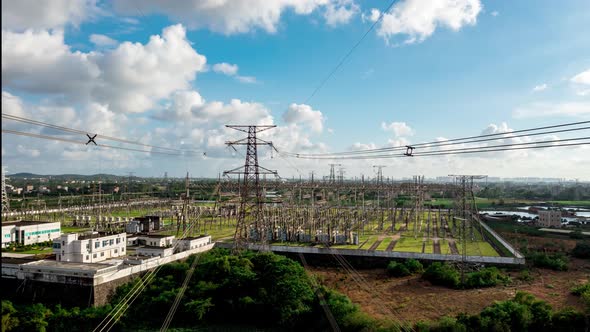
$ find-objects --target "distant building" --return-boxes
[538,210,562,227]
[136,246,174,258]
[177,236,212,252]
[2,221,61,248]
[53,232,126,263]
[126,216,161,234]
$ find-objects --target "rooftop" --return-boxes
[139,234,174,238]
[181,235,210,240]
[78,232,125,240]
[2,221,60,227]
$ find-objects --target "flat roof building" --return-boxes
[53,232,126,263]
[2,221,61,247]
[538,210,562,228]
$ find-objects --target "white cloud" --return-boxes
[571,69,590,85]
[381,121,414,137]
[90,34,118,47]
[324,0,359,26]
[2,24,207,113]
[374,0,482,44]
[532,83,548,92]
[513,102,590,119]
[113,0,356,35]
[362,8,381,23]
[283,103,324,133]
[236,75,257,84]
[490,11,499,17]
[2,0,99,30]
[213,62,239,76]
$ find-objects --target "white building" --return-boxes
[136,246,174,258]
[138,234,175,247]
[177,236,212,252]
[2,221,61,247]
[538,210,562,227]
[53,232,126,263]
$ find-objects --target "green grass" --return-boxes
[376,238,393,251]
[61,226,91,233]
[456,241,500,257]
[393,237,424,253]
[439,240,452,255]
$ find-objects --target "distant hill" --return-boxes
[8,173,127,181]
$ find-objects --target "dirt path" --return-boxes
[368,240,382,251]
[386,240,397,251]
[433,240,441,254]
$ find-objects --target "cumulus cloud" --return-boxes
[213,62,239,76]
[532,83,548,92]
[490,11,499,17]
[372,0,482,44]
[113,0,358,35]
[381,121,414,137]
[513,102,590,119]
[212,62,256,83]
[2,0,99,30]
[2,24,207,113]
[283,103,325,133]
[324,0,359,26]
[90,34,118,47]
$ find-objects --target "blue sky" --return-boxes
[2,0,590,179]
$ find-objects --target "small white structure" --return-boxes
[538,210,562,227]
[136,246,174,258]
[53,232,126,263]
[2,221,61,247]
[177,235,212,251]
[138,234,175,247]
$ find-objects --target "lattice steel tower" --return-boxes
[2,167,10,214]
[224,125,278,251]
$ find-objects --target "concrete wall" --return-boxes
[214,242,526,265]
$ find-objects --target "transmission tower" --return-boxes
[223,125,278,252]
[328,163,341,183]
[449,174,487,283]
[2,167,10,215]
[337,167,346,183]
[373,165,386,183]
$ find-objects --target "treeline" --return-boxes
[2,250,589,331]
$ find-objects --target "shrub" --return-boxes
[423,263,460,288]
[528,252,569,271]
[463,267,510,289]
[405,259,424,274]
[572,242,590,259]
[571,282,590,311]
[387,261,411,277]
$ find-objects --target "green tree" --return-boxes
[1,301,19,332]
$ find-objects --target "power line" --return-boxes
[279,120,590,158]
[283,139,590,160]
[2,113,203,154]
[304,0,398,104]
[1,129,190,156]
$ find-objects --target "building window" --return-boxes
[93,253,97,258]
[114,249,118,253]
[110,239,114,246]
[122,248,125,252]
[101,252,104,257]
[116,238,120,244]
[86,255,89,260]
[95,242,100,248]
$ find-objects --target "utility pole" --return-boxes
[224,125,278,252]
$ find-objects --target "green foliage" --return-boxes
[572,242,590,259]
[405,259,424,274]
[517,270,534,283]
[387,259,424,277]
[387,261,411,277]
[422,263,460,288]
[571,282,590,311]
[463,267,511,289]
[569,229,585,239]
[528,252,569,271]
[1,301,19,332]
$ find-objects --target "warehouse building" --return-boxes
[53,232,126,263]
